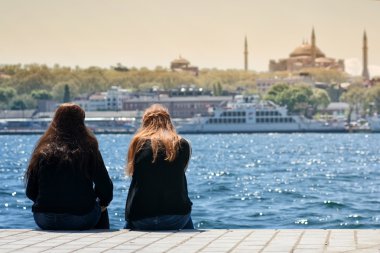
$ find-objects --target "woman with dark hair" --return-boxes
[25,103,113,230]
[124,104,194,230]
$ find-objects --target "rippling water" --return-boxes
[1,133,380,229]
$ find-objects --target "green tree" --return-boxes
[10,99,26,110]
[340,85,366,123]
[265,84,321,117]
[0,87,16,105]
[31,89,53,100]
[52,82,78,102]
[212,82,223,96]
[264,83,289,104]
[10,94,36,110]
[311,88,330,110]
[283,86,313,115]
[365,84,380,115]
[217,82,223,96]
[63,84,71,102]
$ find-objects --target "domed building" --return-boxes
[269,29,345,72]
[170,56,199,76]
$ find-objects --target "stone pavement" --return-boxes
[0,229,379,253]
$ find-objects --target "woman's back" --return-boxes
[125,138,192,221]
[30,159,95,214]
[25,103,113,230]
[124,104,194,230]
[27,148,112,215]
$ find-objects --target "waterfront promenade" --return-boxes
[0,229,379,252]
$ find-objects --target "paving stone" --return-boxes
[1,229,380,252]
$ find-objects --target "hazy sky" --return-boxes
[0,0,379,76]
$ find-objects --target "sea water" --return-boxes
[1,133,379,229]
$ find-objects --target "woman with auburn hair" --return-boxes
[124,104,194,230]
[25,103,113,230]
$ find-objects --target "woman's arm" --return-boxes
[25,166,39,202]
[181,138,192,172]
[93,151,113,207]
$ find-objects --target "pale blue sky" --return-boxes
[0,0,379,75]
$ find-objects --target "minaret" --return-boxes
[311,27,316,67]
[244,36,248,71]
[362,31,370,80]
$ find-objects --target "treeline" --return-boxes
[1,63,373,120]
[0,64,260,109]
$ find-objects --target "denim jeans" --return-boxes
[33,203,101,230]
[125,213,194,230]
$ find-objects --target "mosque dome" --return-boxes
[289,43,325,58]
[171,56,190,65]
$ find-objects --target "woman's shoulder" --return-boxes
[179,137,191,150]
[134,138,152,154]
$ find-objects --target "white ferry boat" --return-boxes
[176,96,346,133]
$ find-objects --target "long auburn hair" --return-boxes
[25,103,99,181]
[126,104,181,176]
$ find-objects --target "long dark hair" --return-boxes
[25,103,99,181]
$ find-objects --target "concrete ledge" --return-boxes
[0,229,379,253]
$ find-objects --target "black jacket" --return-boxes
[26,150,113,215]
[125,138,192,221]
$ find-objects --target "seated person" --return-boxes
[25,103,113,230]
[124,104,193,230]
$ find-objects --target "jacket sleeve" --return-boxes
[181,138,192,172]
[93,150,113,207]
[25,164,39,202]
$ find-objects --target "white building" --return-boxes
[74,92,107,111]
[74,86,131,111]
[106,86,131,111]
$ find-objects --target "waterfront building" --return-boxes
[269,28,345,72]
[169,84,211,97]
[73,86,131,111]
[123,96,230,118]
[36,100,58,113]
[170,56,199,76]
[89,92,107,111]
[106,86,131,111]
[0,110,35,119]
[321,102,349,121]
[74,92,107,111]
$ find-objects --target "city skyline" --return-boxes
[0,0,379,76]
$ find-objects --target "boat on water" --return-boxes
[176,95,347,133]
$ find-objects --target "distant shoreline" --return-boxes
[0,129,135,135]
[0,129,375,135]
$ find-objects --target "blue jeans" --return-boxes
[125,213,194,230]
[33,204,101,230]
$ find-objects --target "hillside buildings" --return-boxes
[72,85,230,118]
[123,96,228,118]
[74,86,131,112]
